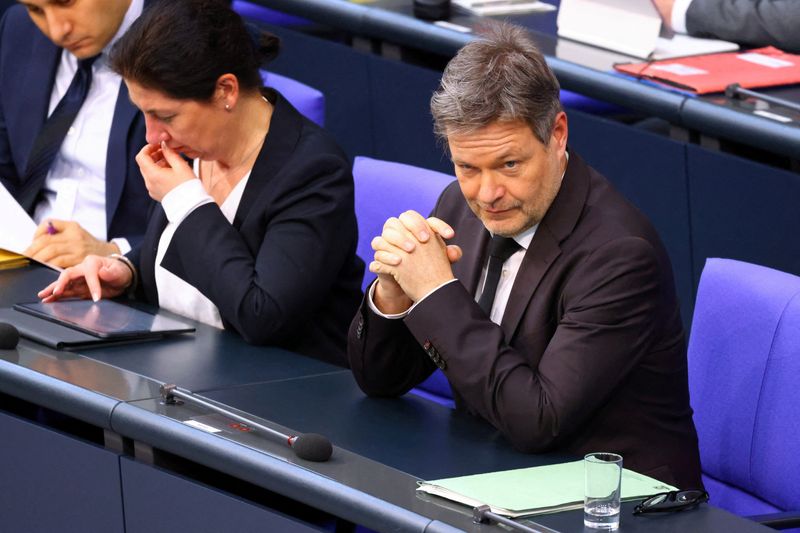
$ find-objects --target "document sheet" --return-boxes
[417,460,677,517]
[0,183,36,255]
[557,0,737,59]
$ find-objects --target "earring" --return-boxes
[225,103,231,111]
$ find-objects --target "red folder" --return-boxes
[614,47,800,94]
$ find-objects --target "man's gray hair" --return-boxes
[431,23,562,144]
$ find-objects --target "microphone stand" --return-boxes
[160,384,333,461]
[473,505,561,533]
[725,83,800,114]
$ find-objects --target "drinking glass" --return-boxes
[584,452,623,530]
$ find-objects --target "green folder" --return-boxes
[417,460,677,518]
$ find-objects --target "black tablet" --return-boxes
[14,300,195,339]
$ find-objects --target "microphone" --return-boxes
[0,322,20,349]
[287,433,333,462]
[160,384,333,462]
[725,83,800,113]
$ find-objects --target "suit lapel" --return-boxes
[16,36,60,177]
[500,150,590,340]
[500,226,561,340]
[99,0,153,226]
[139,205,167,306]
[234,89,301,229]
[455,214,491,296]
[105,81,139,225]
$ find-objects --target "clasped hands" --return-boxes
[370,210,462,314]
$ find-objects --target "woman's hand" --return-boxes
[37,255,133,303]
[136,141,197,202]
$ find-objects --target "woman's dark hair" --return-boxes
[110,0,280,100]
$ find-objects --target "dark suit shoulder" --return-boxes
[1,5,36,31]
[266,94,351,186]
[571,165,665,252]
[561,162,683,335]
[0,5,59,110]
[0,5,46,51]
[292,122,350,177]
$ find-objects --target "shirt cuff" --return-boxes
[161,179,214,224]
[367,278,459,319]
[671,0,692,34]
[110,238,131,255]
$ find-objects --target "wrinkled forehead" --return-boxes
[447,121,542,164]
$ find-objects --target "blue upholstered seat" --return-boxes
[232,0,310,27]
[260,70,325,126]
[560,90,626,115]
[352,156,456,408]
[410,371,455,409]
[688,258,800,528]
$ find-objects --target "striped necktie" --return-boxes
[18,54,100,213]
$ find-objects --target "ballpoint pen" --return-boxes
[46,221,57,235]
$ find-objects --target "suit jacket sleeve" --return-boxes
[162,152,357,346]
[350,234,665,454]
[686,0,800,52]
[349,292,439,396]
[348,184,457,394]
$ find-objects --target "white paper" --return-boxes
[651,63,708,76]
[433,20,472,33]
[557,0,662,59]
[653,33,738,60]
[0,182,37,254]
[754,109,793,123]
[555,38,634,72]
[737,53,794,69]
[558,0,738,60]
[453,0,555,16]
[183,419,222,434]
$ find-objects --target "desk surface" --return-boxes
[248,0,800,160]
[0,266,772,532]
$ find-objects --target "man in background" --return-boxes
[653,0,800,52]
[0,0,152,267]
[349,23,703,489]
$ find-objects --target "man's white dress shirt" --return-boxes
[670,0,694,33]
[33,0,143,253]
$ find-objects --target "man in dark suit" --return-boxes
[0,0,152,267]
[653,0,800,52]
[348,23,703,489]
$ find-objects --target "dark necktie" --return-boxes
[478,235,522,315]
[18,55,99,213]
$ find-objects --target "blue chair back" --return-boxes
[352,156,454,291]
[352,156,456,408]
[260,70,325,126]
[688,258,800,517]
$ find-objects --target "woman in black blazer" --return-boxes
[38,0,363,366]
